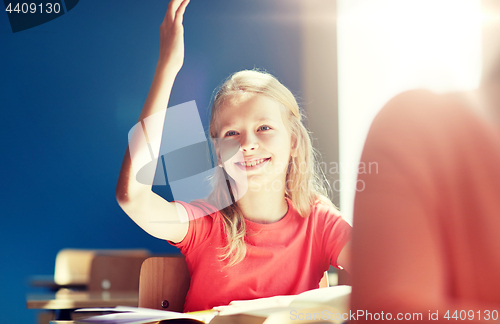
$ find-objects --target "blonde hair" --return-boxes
[207,70,333,266]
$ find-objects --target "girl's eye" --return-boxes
[225,130,237,137]
[259,125,271,131]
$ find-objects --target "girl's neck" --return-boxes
[236,187,288,224]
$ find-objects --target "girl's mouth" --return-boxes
[235,158,271,169]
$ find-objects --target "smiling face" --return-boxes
[214,92,295,190]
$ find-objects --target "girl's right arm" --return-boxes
[116,0,190,243]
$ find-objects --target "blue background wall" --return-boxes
[0,1,304,322]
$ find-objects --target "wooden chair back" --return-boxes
[53,249,149,287]
[88,254,149,291]
[138,256,191,312]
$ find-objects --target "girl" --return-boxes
[116,0,351,312]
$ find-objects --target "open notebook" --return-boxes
[75,285,351,324]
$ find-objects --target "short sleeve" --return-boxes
[317,203,352,269]
[169,200,220,255]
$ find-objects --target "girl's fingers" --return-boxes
[165,0,185,23]
[175,0,190,25]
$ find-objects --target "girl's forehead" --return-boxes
[216,93,287,125]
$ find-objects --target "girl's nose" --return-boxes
[239,134,259,152]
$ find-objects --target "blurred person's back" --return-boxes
[351,87,500,322]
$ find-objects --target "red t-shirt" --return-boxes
[171,197,351,312]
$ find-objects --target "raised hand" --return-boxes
[158,0,190,73]
[116,0,191,243]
